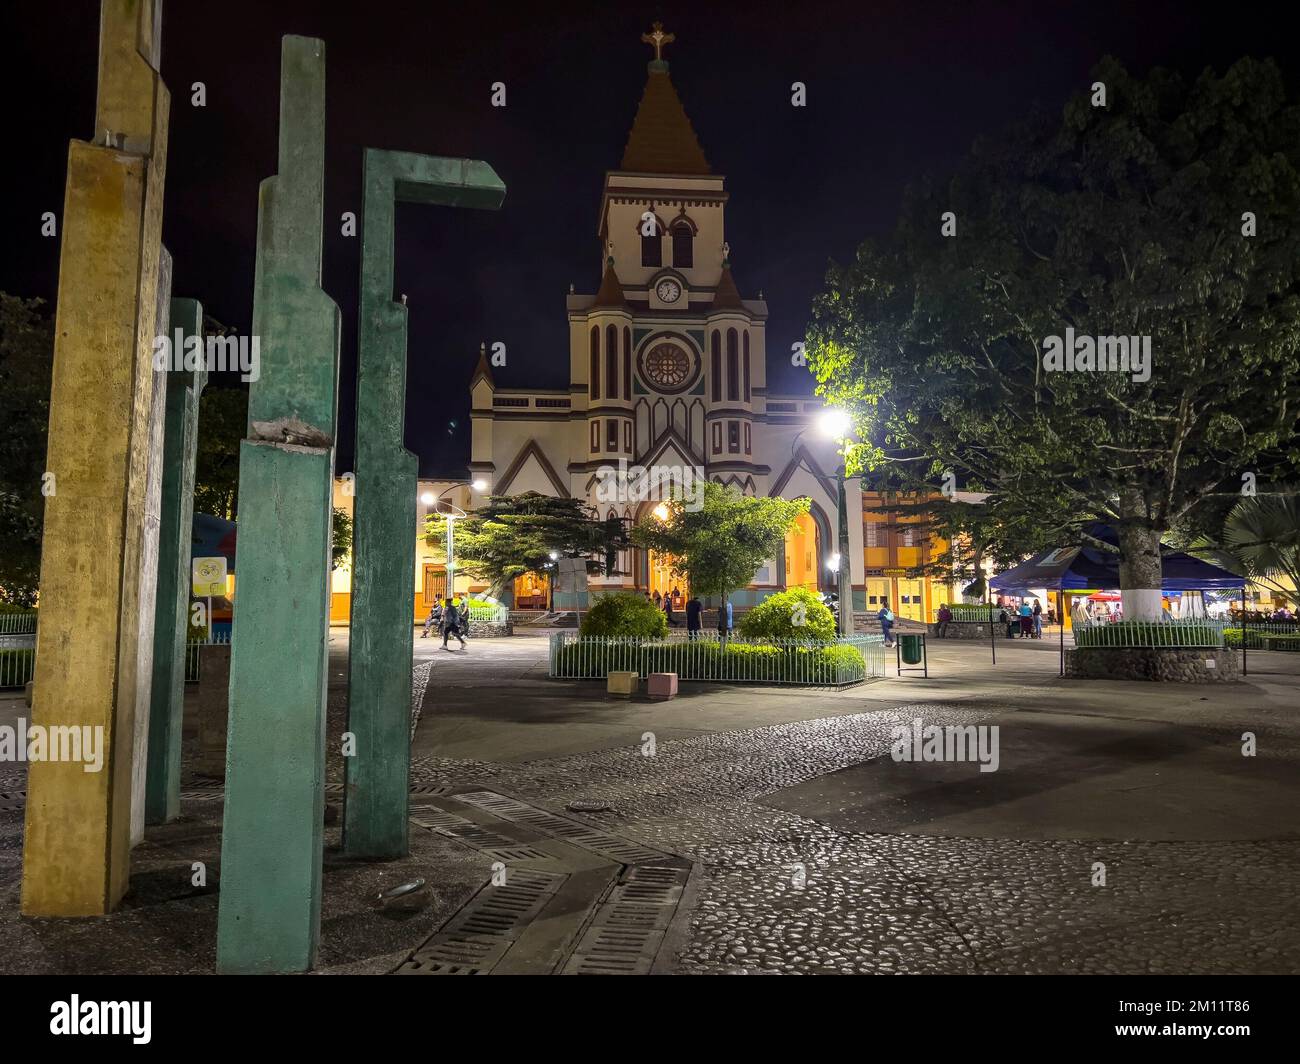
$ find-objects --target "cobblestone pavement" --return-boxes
[405,704,1300,975]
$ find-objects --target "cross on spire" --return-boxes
[640,21,675,62]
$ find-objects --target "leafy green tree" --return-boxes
[807,57,1300,618]
[631,482,809,604]
[331,507,353,570]
[1193,488,1300,606]
[425,492,628,597]
[0,294,54,604]
[194,386,246,520]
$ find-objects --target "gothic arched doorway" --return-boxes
[784,510,821,591]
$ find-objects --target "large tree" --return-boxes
[631,482,808,602]
[0,294,54,604]
[425,492,628,597]
[807,57,1300,618]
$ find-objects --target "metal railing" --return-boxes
[549,631,886,686]
[0,647,35,689]
[0,612,37,636]
[467,602,510,626]
[185,629,232,683]
[1073,618,1226,648]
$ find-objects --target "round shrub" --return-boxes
[739,588,836,642]
[581,592,669,638]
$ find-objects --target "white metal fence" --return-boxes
[1070,617,1300,649]
[0,647,35,689]
[185,630,232,683]
[549,631,886,686]
[0,613,37,636]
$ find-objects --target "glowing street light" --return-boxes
[818,408,853,440]
[420,492,435,506]
[471,478,488,492]
[653,503,669,521]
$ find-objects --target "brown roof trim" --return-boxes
[494,439,571,498]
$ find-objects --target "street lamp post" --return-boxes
[422,479,487,602]
[792,409,855,637]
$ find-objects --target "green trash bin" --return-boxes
[899,633,923,665]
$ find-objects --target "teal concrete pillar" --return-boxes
[216,36,342,974]
[145,296,207,824]
[345,150,504,857]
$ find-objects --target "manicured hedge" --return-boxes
[1073,621,1222,648]
[552,638,866,685]
[739,588,836,641]
[580,592,669,638]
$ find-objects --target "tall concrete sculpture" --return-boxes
[145,297,207,824]
[345,151,505,858]
[216,36,342,974]
[22,0,170,917]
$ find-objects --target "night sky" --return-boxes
[4,0,1292,476]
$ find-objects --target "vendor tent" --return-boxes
[990,525,1242,595]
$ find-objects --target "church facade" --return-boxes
[323,28,964,625]
[466,32,867,611]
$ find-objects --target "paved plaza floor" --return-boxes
[1,631,1296,973]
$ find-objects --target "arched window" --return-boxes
[742,331,751,402]
[641,219,661,267]
[623,327,631,401]
[589,326,600,400]
[672,224,693,269]
[605,324,618,399]
[710,331,722,402]
[726,329,739,402]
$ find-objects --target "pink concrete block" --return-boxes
[647,672,678,700]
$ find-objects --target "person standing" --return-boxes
[1032,599,1043,639]
[664,595,677,628]
[877,599,895,647]
[686,595,703,639]
[441,597,465,651]
[717,597,733,640]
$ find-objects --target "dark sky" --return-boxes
[4,0,1293,475]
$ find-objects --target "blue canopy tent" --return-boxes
[989,525,1245,675]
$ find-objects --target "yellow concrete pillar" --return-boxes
[22,0,170,916]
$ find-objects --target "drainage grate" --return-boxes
[452,792,669,864]
[0,790,26,810]
[562,865,690,975]
[397,870,565,975]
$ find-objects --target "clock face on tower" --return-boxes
[655,278,682,304]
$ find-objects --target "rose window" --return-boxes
[642,342,693,390]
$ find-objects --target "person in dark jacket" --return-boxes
[717,598,733,639]
[685,596,703,638]
[664,596,677,627]
[441,598,466,650]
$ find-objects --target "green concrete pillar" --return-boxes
[345,151,504,857]
[145,297,207,825]
[216,36,342,974]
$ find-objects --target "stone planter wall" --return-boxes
[928,620,1000,641]
[1064,646,1240,683]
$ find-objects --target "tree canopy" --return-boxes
[0,294,53,604]
[807,56,1300,615]
[631,482,808,600]
[425,492,628,595]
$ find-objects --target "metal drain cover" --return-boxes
[566,800,612,813]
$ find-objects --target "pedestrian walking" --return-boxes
[421,601,442,638]
[877,600,895,647]
[441,597,466,650]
